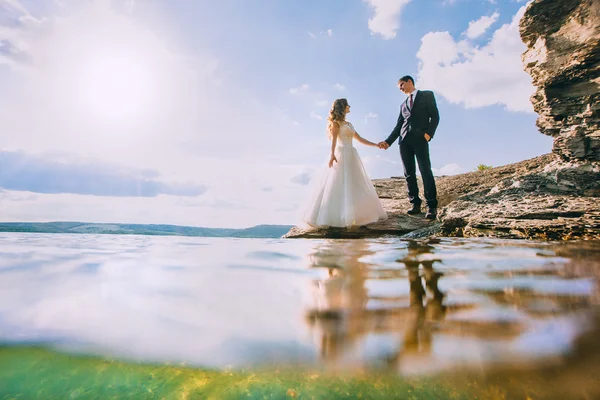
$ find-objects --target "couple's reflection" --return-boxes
[305,239,446,367]
[395,242,445,363]
[306,241,370,362]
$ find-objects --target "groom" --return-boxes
[378,75,440,219]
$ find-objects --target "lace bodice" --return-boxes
[337,121,356,147]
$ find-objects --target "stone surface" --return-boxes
[282,202,433,239]
[437,156,600,240]
[519,0,600,161]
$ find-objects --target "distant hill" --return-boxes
[0,222,294,239]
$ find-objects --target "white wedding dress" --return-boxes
[302,121,388,228]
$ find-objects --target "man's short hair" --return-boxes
[398,75,415,85]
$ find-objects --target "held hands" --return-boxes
[376,135,430,150]
[328,154,338,168]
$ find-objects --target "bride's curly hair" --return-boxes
[327,98,348,138]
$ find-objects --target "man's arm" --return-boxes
[385,111,404,146]
[426,91,440,139]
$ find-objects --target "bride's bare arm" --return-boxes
[329,123,339,167]
[354,132,378,147]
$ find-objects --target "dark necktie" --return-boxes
[409,93,414,109]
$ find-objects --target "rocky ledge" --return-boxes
[283,153,600,240]
[284,0,599,241]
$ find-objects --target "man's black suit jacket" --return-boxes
[385,90,440,146]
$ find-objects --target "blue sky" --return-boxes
[0,0,551,227]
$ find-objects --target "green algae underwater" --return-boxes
[1,343,599,400]
[0,345,467,400]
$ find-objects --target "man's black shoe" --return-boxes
[407,205,422,215]
[425,208,437,220]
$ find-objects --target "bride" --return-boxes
[302,98,388,228]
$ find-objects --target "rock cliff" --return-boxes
[519,0,600,161]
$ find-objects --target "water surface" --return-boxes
[1,233,599,377]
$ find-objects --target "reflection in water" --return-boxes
[305,238,600,375]
[0,233,599,383]
[305,240,452,371]
[394,241,445,365]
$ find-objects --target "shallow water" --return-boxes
[0,233,599,377]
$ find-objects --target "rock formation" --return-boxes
[436,154,600,240]
[284,0,600,240]
[519,0,600,161]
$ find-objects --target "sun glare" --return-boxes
[78,52,156,123]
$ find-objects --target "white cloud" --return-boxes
[308,29,332,39]
[432,163,464,176]
[363,156,465,179]
[0,1,47,70]
[314,99,329,107]
[1,0,30,15]
[464,12,499,39]
[444,0,497,4]
[363,0,412,40]
[364,112,378,123]
[363,155,465,179]
[290,169,316,186]
[416,5,534,112]
[333,83,346,91]
[362,155,403,179]
[289,84,310,94]
[124,0,135,13]
[310,112,323,121]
